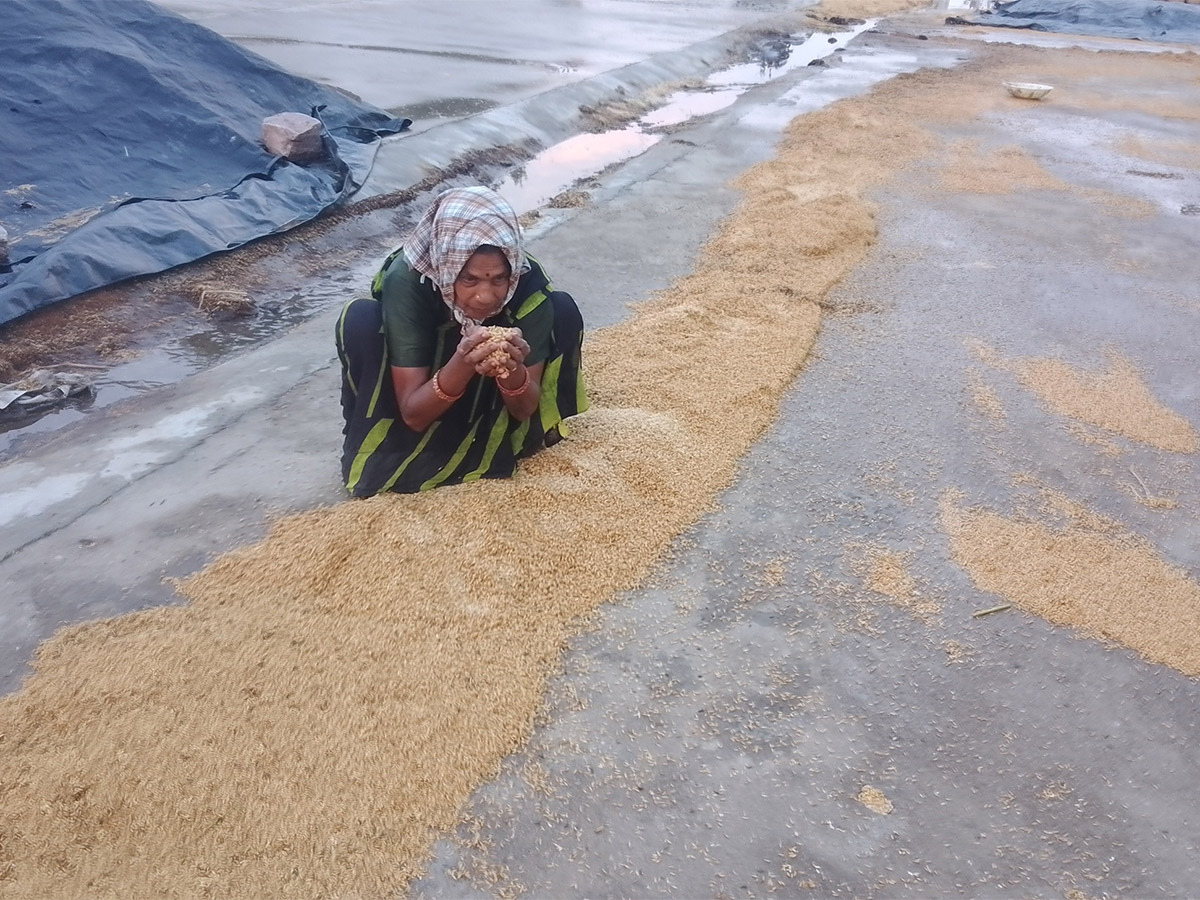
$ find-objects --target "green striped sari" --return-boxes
[335,255,587,496]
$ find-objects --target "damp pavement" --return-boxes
[153,0,821,129]
[3,12,1200,900]
[412,27,1200,899]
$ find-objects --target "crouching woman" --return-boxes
[335,186,587,496]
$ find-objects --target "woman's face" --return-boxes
[453,249,512,320]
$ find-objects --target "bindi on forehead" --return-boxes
[458,249,511,281]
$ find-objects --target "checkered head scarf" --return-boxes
[401,185,529,327]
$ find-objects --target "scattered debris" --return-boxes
[548,190,590,209]
[195,286,255,316]
[1126,467,1180,510]
[0,367,94,412]
[943,640,975,664]
[1125,169,1183,179]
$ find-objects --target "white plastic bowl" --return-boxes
[1003,81,1054,100]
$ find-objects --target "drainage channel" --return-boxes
[0,21,874,458]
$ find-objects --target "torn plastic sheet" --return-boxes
[0,369,94,413]
[0,0,411,328]
[951,0,1200,44]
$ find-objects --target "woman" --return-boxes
[335,185,587,497]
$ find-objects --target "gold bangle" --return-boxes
[432,369,463,402]
[497,367,531,397]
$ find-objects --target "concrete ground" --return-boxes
[153,0,813,125]
[1,10,1198,900]
[408,26,1200,900]
[0,7,910,693]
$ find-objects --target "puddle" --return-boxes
[492,22,873,213]
[492,129,661,214]
[707,26,868,89]
[0,469,91,528]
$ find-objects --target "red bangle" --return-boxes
[497,367,531,397]
[432,369,463,402]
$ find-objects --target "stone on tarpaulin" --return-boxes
[261,112,325,163]
[0,224,8,266]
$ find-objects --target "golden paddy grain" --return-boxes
[856,786,894,815]
[942,492,1200,677]
[0,32,1197,900]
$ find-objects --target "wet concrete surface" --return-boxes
[155,0,816,128]
[0,8,912,693]
[2,15,1199,900]
[412,48,1200,892]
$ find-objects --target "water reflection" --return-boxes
[493,129,660,214]
[493,23,871,212]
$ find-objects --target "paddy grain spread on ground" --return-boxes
[1,10,1198,897]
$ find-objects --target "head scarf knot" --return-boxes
[401,186,529,327]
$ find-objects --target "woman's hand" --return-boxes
[488,331,531,379]
[454,326,492,366]
[459,326,529,378]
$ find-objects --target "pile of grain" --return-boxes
[0,36,1196,900]
[966,369,1007,422]
[1016,351,1198,453]
[1117,134,1200,170]
[941,141,1072,195]
[479,325,519,372]
[941,139,1157,217]
[942,493,1200,677]
[971,341,1197,453]
[857,546,940,624]
[856,786,894,815]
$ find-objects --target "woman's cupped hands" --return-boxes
[456,325,530,378]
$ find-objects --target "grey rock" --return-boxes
[0,224,8,266]
[261,113,324,163]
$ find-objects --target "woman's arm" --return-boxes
[495,361,544,422]
[391,359,464,432]
[488,330,542,422]
[394,329,545,430]
[392,330,493,431]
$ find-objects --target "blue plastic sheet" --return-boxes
[0,0,410,326]
[956,0,1200,44]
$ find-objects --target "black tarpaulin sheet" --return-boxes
[0,0,410,327]
[957,0,1200,44]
